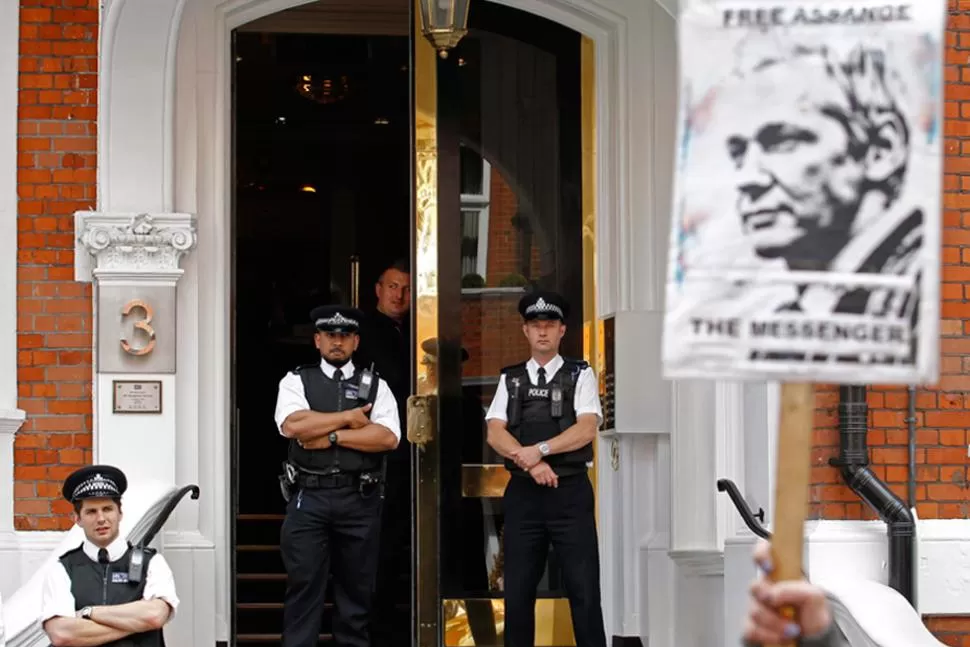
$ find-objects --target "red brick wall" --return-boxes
[461,294,531,380]
[14,0,97,531]
[926,617,970,647]
[463,166,544,379]
[811,6,970,522]
[808,4,970,639]
[482,166,541,287]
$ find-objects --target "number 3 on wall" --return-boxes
[120,299,157,356]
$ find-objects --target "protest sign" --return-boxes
[662,0,945,385]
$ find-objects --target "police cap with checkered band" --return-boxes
[310,305,364,334]
[518,290,569,322]
[62,465,128,503]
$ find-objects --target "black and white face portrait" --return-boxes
[663,1,944,386]
[723,47,910,268]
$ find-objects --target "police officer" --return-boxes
[39,464,180,647]
[485,291,607,647]
[275,304,401,647]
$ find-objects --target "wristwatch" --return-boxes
[79,606,94,619]
[328,431,338,445]
[538,442,550,456]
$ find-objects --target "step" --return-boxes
[236,546,284,572]
[237,513,285,521]
[236,522,284,545]
[235,602,335,635]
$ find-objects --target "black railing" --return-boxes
[716,478,771,540]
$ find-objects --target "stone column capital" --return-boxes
[0,409,25,437]
[75,211,197,283]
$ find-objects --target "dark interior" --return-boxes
[231,31,412,645]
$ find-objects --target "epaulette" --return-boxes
[290,362,319,375]
[59,544,84,560]
[136,545,158,558]
[562,358,590,371]
[500,361,527,375]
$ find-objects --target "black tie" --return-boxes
[334,368,344,382]
[537,367,546,387]
[98,548,109,564]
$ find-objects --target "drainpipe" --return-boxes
[906,385,917,509]
[830,384,916,607]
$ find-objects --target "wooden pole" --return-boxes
[767,382,815,647]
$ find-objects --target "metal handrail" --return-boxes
[716,478,771,540]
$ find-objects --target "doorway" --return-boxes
[230,26,412,645]
[229,2,591,646]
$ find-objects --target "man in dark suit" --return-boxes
[356,259,413,647]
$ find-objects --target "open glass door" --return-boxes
[409,2,597,646]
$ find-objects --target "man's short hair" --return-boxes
[380,258,409,280]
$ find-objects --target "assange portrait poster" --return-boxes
[661,0,945,385]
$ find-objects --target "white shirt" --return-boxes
[485,354,603,424]
[0,592,5,647]
[274,359,401,440]
[40,535,180,623]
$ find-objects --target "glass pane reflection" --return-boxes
[438,7,584,642]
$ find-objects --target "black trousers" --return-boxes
[371,458,411,647]
[503,473,607,647]
[280,482,383,647]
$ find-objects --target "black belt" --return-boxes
[296,470,381,489]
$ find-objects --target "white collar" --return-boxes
[527,354,563,379]
[81,534,129,563]
[321,359,354,379]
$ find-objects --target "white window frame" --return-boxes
[459,156,491,279]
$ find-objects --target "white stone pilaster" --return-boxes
[75,211,197,488]
[0,411,26,534]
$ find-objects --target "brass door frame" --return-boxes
[408,10,600,646]
[409,2,447,647]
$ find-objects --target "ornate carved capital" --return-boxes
[76,211,197,282]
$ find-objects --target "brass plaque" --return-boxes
[408,394,437,446]
[112,380,163,414]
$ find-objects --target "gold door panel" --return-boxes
[410,2,597,646]
[460,464,508,498]
[443,599,576,647]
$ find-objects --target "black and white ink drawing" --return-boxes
[662,0,945,385]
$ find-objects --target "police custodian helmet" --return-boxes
[310,305,365,334]
[518,291,569,322]
[62,465,128,503]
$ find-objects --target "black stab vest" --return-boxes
[59,544,164,647]
[288,363,383,474]
[503,359,593,476]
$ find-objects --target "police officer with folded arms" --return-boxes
[275,304,400,647]
[485,291,607,647]
[39,464,180,647]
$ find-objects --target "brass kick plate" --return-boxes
[461,464,510,498]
